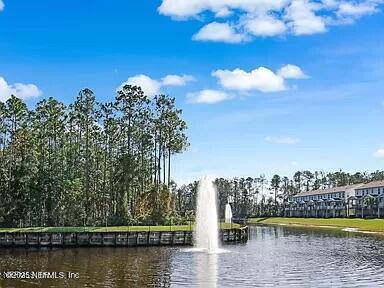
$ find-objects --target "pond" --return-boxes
[1,225,384,287]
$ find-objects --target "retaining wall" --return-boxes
[0,227,248,248]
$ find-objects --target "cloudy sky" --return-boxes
[0,0,383,183]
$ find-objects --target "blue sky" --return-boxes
[0,0,383,183]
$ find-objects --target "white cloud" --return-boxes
[285,0,326,35]
[158,0,208,19]
[212,67,286,92]
[0,1,4,11]
[184,64,307,103]
[158,0,381,42]
[212,65,308,93]
[338,2,379,18]
[119,73,194,97]
[374,148,384,158]
[193,22,247,43]
[187,89,230,104]
[278,64,309,79]
[120,74,161,97]
[0,77,42,102]
[243,14,287,36]
[215,7,233,18]
[161,74,195,86]
[265,136,299,144]
[158,0,288,19]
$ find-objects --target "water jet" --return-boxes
[195,176,219,253]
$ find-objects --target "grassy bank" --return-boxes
[248,217,384,233]
[0,222,240,233]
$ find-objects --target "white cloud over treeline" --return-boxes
[0,76,42,102]
[119,74,194,97]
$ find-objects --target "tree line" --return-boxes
[2,86,383,228]
[0,85,188,227]
[174,170,384,219]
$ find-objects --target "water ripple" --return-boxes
[1,226,384,287]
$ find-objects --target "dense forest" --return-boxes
[1,86,384,227]
[174,170,384,219]
[0,85,189,227]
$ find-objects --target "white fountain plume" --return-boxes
[225,203,232,224]
[195,176,219,253]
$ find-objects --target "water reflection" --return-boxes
[197,253,217,288]
[1,226,384,287]
[0,247,173,287]
[244,226,384,287]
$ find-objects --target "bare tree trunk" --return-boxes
[163,149,166,184]
[168,147,171,187]
[157,130,162,188]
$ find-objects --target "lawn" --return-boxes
[247,217,384,232]
[0,222,241,233]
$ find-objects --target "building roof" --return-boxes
[355,180,384,189]
[292,183,364,198]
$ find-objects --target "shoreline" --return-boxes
[0,223,241,234]
[247,217,384,236]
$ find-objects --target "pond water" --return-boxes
[1,225,384,287]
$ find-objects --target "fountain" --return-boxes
[195,176,219,253]
[225,196,233,224]
[225,203,233,224]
